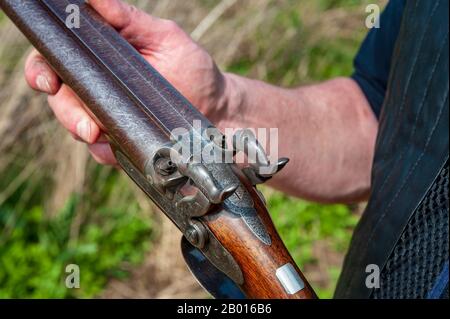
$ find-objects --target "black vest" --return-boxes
[335,0,449,298]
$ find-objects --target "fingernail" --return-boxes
[76,119,91,143]
[36,74,51,93]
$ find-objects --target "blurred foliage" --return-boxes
[0,0,382,299]
[264,189,359,298]
[225,0,371,84]
[0,166,153,298]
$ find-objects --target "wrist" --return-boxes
[211,72,246,129]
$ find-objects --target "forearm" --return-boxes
[214,74,378,203]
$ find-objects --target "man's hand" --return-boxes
[24,0,227,165]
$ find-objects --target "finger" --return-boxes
[88,142,117,165]
[88,0,134,30]
[47,84,101,144]
[71,132,108,143]
[24,49,61,94]
[88,0,183,49]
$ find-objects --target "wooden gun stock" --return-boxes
[0,0,316,299]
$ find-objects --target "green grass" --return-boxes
[266,190,359,298]
[0,166,153,298]
[0,200,152,298]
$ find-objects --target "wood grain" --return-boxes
[204,168,317,299]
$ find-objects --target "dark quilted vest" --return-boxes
[335,0,449,298]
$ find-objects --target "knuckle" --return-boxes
[162,19,180,32]
[123,5,141,29]
[126,5,139,22]
[93,157,107,165]
[88,144,115,166]
[128,5,139,16]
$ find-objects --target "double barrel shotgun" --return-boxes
[0,0,316,299]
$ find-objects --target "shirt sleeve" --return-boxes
[352,0,406,118]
